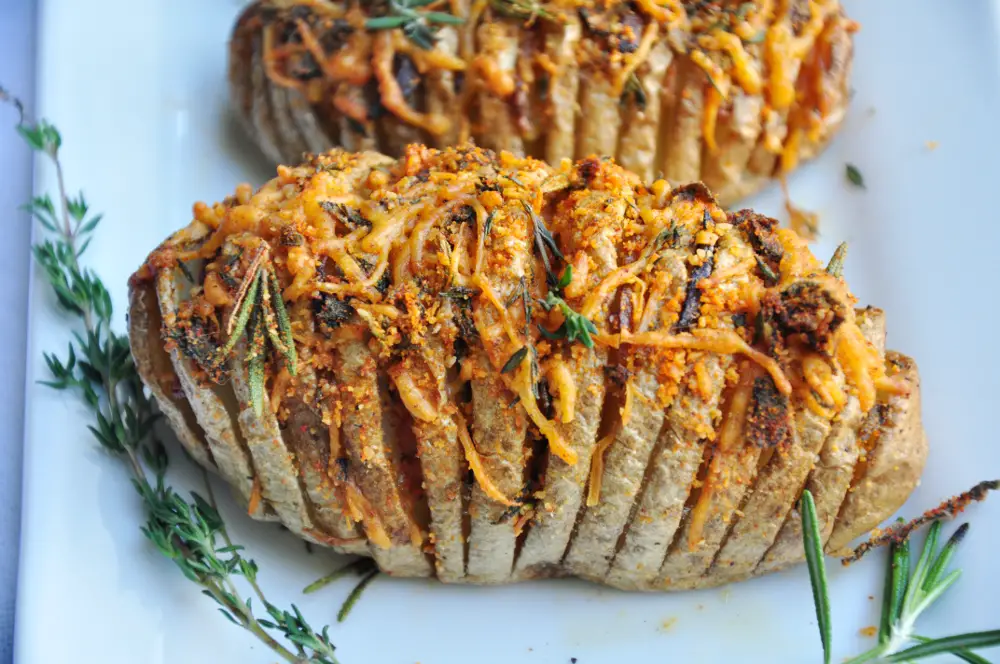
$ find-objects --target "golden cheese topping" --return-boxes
[136,144,897,521]
[238,0,854,171]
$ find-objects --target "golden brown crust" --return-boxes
[228,1,856,206]
[128,145,922,591]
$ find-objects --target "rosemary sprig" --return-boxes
[827,517,998,663]
[800,478,1000,663]
[216,260,298,416]
[6,91,341,664]
[366,0,463,50]
[800,490,831,664]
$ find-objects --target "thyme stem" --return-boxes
[5,91,340,664]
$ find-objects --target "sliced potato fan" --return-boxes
[227,0,856,207]
[127,144,926,590]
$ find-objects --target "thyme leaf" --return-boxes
[537,292,597,348]
[5,90,352,664]
[846,163,866,189]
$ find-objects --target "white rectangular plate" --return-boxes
[14,1,1000,662]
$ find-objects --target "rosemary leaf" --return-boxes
[502,346,528,374]
[424,11,464,24]
[247,308,267,417]
[885,631,1000,662]
[366,15,410,29]
[219,269,263,359]
[901,520,941,616]
[888,529,911,631]
[912,636,993,664]
[924,522,969,591]
[800,490,832,664]
[522,201,564,285]
[826,242,848,278]
[303,559,376,595]
[337,569,380,623]
[878,542,895,645]
[483,209,496,237]
[268,266,298,376]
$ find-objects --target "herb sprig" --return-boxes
[216,257,298,416]
[366,0,463,50]
[537,289,598,349]
[5,89,342,664]
[800,485,1000,663]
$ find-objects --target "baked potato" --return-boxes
[127,144,925,590]
[227,0,856,207]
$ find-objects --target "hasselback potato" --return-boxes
[128,144,925,590]
[227,0,855,207]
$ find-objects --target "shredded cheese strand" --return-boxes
[344,482,393,549]
[586,432,619,506]
[455,411,516,506]
[615,329,792,395]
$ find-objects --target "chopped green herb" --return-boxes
[846,163,866,189]
[537,292,598,348]
[365,0,464,50]
[501,346,529,374]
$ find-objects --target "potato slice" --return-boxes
[755,308,886,574]
[541,16,582,165]
[562,254,687,581]
[128,280,214,469]
[473,21,524,155]
[155,266,273,520]
[389,324,466,582]
[337,339,432,576]
[617,41,674,182]
[608,223,753,590]
[826,353,927,555]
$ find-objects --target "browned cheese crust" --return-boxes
[227,0,856,207]
[127,144,924,590]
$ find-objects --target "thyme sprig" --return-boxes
[5,91,340,664]
[537,290,598,349]
[366,0,463,50]
[800,482,1000,663]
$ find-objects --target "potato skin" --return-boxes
[129,146,924,591]
[227,0,855,207]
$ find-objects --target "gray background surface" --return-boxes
[1,1,37,662]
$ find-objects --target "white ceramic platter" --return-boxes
[14,1,1000,662]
